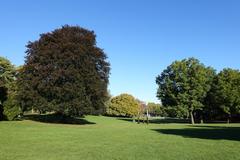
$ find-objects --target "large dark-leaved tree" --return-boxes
[18,25,110,116]
[156,58,215,124]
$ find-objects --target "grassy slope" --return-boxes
[0,116,240,160]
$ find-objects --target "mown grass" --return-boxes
[0,116,240,160]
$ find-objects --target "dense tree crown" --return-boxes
[18,25,110,116]
[0,57,15,84]
[208,69,240,122]
[106,94,139,117]
[156,58,215,124]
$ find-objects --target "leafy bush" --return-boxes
[3,93,20,120]
[106,94,139,117]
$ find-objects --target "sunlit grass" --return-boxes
[1,116,240,160]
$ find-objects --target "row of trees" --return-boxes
[156,58,240,124]
[105,58,240,125]
[1,25,162,121]
[1,25,239,124]
[105,93,192,119]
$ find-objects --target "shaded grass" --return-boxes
[0,116,240,160]
[152,125,240,141]
[23,114,95,125]
[118,117,189,124]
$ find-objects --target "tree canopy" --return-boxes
[0,57,16,120]
[106,94,139,117]
[0,57,16,87]
[156,57,215,124]
[209,68,240,122]
[18,25,110,116]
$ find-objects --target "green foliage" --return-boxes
[0,57,16,88]
[3,78,20,120]
[106,94,139,117]
[17,25,110,116]
[0,57,16,120]
[3,93,20,120]
[147,102,163,116]
[209,68,240,121]
[147,102,187,118]
[0,57,15,104]
[156,57,215,124]
[162,106,189,118]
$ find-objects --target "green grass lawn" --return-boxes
[1,116,240,160]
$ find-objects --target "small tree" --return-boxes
[137,100,148,124]
[18,25,110,117]
[106,94,139,117]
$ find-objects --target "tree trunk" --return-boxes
[227,114,231,124]
[227,118,230,124]
[200,114,204,124]
[146,109,149,125]
[0,104,3,121]
[190,111,195,124]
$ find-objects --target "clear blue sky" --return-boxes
[1,0,240,103]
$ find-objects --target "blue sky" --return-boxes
[0,0,240,103]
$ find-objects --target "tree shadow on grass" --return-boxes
[24,114,96,125]
[118,117,189,124]
[152,126,240,141]
[150,118,189,124]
